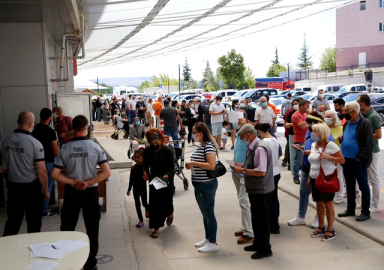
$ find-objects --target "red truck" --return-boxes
[255,77,295,91]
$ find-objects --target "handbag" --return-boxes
[203,145,226,178]
[182,116,189,126]
[315,141,340,193]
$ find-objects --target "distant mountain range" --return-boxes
[89,77,151,88]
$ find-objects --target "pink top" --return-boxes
[247,138,268,172]
[292,111,308,143]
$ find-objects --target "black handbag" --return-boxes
[182,116,189,126]
[204,145,226,178]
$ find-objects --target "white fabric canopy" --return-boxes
[74,77,108,92]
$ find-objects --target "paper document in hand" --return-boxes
[26,260,59,270]
[228,111,243,123]
[225,160,236,167]
[149,177,168,190]
[29,242,67,260]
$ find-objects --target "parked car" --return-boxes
[212,90,238,102]
[315,84,346,93]
[269,98,285,126]
[293,87,311,92]
[369,94,384,126]
[338,84,367,93]
[333,92,355,99]
[243,88,278,102]
[229,89,251,101]
[372,86,384,93]
[342,93,364,103]
[176,94,205,104]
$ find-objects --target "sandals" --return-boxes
[311,226,325,238]
[150,231,159,238]
[321,230,336,242]
[166,215,174,226]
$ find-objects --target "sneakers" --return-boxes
[370,206,380,213]
[198,242,219,253]
[237,235,254,244]
[223,149,228,152]
[188,143,192,147]
[195,239,209,247]
[334,198,343,204]
[42,211,57,218]
[287,216,306,226]
[136,222,144,228]
[293,179,300,184]
[311,215,319,229]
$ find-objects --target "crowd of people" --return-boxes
[0,88,381,264]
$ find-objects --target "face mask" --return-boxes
[319,94,324,98]
[344,112,352,121]
[248,104,252,108]
[150,144,160,150]
[308,126,313,132]
[324,118,333,125]
[135,121,141,125]
[318,112,325,117]
[241,138,250,147]
[239,103,245,108]
[293,104,299,111]
[217,101,221,105]
[311,133,319,142]
[261,102,267,108]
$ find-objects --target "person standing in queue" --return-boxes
[0,111,49,236]
[231,123,274,260]
[32,108,60,217]
[142,129,175,239]
[52,115,111,270]
[53,107,73,147]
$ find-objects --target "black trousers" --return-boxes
[133,189,148,222]
[187,118,196,143]
[3,181,42,236]
[283,137,290,165]
[248,192,272,254]
[61,186,101,270]
[270,174,281,232]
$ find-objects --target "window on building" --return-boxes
[380,22,384,32]
[360,1,366,10]
[380,0,384,8]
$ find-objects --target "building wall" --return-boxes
[336,0,384,68]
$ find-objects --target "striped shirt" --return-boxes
[191,142,217,182]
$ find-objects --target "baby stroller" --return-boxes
[111,117,129,140]
[169,139,189,191]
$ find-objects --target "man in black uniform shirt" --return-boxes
[0,111,49,236]
[52,115,110,270]
[32,108,60,217]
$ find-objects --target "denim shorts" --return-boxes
[211,122,223,136]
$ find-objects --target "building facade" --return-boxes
[336,0,384,70]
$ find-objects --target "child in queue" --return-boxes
[127,149,149,228]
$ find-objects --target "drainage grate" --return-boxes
[94,139,114,161]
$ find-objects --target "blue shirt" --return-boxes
[231,134,248,176]
[302,131,334,167]
[341,118,360,159]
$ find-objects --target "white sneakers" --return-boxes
[311,215,319,229]
[287,216,306,226]
[334,198,343,204]
[370,206,380,213]
[194,240,219,252]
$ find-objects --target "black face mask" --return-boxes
[150,144,160,150]
[344,112,352,121]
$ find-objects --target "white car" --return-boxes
[338,84,367,93]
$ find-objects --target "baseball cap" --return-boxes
[237,123,255,135]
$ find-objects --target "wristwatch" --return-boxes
[243,169,246,175]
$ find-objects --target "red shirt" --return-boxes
[292,111,308,143]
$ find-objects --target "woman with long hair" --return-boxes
[142,129,175,238]
[146,98,154,129]
[185,122,219,253]
[186,100,198,146]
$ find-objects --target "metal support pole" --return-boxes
[97,77,99,93]
[178,65,180,94]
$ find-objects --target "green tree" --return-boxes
[266,63,287,77]
[202,61,216,91]
[185,79,199,89]
[97,83,113,94]
[272,47,279,64]
[139,81,151,90]
[243,67,255,89]
[298,34,313,70]
[320,46,336,72]
[183,58,191,83]
[217,49,246,89]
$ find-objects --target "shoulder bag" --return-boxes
[315,141,340,193]
[203,145,226,178]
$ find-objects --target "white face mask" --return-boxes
[319,94,324,98]
[192,134,200,142]
[324,117,333,125]
[318,112,325,117]
[293,104,299,111]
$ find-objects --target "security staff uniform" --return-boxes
[54,136,107,270]
[0,129,45,236]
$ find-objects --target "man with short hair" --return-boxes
[291,99,309,184]
[333,98,346,125]
[127,94,132,124]
[121,97,127,120]
[338,101,373,222]
[254,96,276,135]
[281,93,292,116]
[203,99,214,133]
[136,96,147,125]
[263,94,277,115]
[357,94,381,213]
[153,97,163,129]
[96,97,102,122]
[130,96,137,124]
[52,115,111,270]
[245,102,256,124]
[0,111,49,236]
[32,108,60,217]
[196,97,205,123]
[160,99,185,145]
[311,89,328,112]
[317,103,330,118]
[53,107,73,147]
[209,95,226,149]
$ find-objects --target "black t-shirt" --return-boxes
[96,100,102,108]
[136,101,146,117]
[337,113,345,121]
[287,110,295,135]
[31,123,57,163]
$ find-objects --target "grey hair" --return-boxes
[195,97,201,102]
[345,101,360,114]
[319,103,330,111]
[325,110,341,127]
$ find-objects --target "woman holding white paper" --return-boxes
[143,129,175,239]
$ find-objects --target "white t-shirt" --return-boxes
[209,102,225,124]
[254,107,276,125]
[130,100,136,110]
[147,103,154,115]
[264,137,280,176]
[308,141,339,179]
[221,127,228,138]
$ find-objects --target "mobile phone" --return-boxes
[292,145,303,152]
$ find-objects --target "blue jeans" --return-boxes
[343,158,371,215]
[293,142,304,180]
[192,179,218,243]
[42,162,54,214]
[164,128,179,147]
[127,110,132,124]
[96,108,101,121]
[298,170,311,218]
[130,111,137,125]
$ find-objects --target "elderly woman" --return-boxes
[129,117,148,152]
[143,129,175,238]
[102,100,110,124]
[308,124,345,241]
[324,110,345,204]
